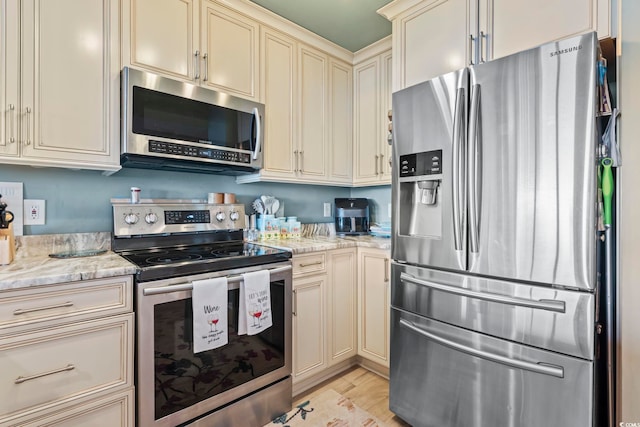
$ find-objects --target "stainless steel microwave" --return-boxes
[120,67,264,175]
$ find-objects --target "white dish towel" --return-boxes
[238,269,272,336]
[192,277,228,353]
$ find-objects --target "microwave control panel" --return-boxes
[148,140,251,164]
[399,150,442,177]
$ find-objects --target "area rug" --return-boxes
[265,389,384,426]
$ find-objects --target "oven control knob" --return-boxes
[124,213,139,225]
[229,211,240,221]
[144,212,158,224]
[215,211,226,222]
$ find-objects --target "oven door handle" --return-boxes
[142,265,292,296]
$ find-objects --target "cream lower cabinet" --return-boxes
[292,248,357,385]
[292,252,328,381]
[380,0,615,90]
[327,248,357,364]
[357,247,391,367]
[0,276,134,427]
[122,0,259,101]
[1,0,120,172]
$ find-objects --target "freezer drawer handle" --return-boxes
[400,273,566,313]
[143,265,292,296]
[399,319,564,378]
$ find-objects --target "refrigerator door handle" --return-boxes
[400,272,566,313]
[468,83,481,253]
[399,319,565,378]
[452,87,466,251]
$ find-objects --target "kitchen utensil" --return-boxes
[262,196,276,214]
[271,199,280,215]
[252,198,265,214]
[49,249,108,258]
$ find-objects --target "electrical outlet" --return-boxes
[323,202,332,217]
[24,199,45,225]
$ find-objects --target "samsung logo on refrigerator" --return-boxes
[549,45,582,57]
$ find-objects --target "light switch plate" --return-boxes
[323,202,331,217]
[0,182,24,235]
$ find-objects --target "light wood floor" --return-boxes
[292,366,411,426]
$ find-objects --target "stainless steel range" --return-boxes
[111,199,292,427]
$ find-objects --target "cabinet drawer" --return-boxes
[5,388,134,427]
[0,276,132,335]
[292,253,326,276]
[0,314,133,423]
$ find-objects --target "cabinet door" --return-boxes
[380,51,393,181]
[292,274,327,381]
[328,58,353,184]
[358,248,390,367]
[20,0,120,169]
[261,27,297,177]
[201,1,259,100]
[353,57,380,184]
[327,248,357,365]
[0,0,19,157]
[298,44,328,180]
[122,0,198,81]
[483,0,600,61]
[396,0,469,88]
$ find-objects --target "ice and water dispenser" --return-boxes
[398,149,443,238]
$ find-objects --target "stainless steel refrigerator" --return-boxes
[389,32,614,427]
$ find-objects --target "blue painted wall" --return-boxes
[0,164,390,234]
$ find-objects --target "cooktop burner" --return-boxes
[118,241,291,282]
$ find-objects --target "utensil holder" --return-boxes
[0,224,16,265]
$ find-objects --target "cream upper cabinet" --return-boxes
[353,42,392,186]
[122,0,198,81]
[357,248,391,367]
[0,0,120,172]
[328,58,353,184]
[200,1,259,100]
[327,248,357,365]
[260,27,297,178]
[0,0,19,158]
[380,0,614,89]
[298,44,329,180]
[480,0,614,62]
[122,0,259,101]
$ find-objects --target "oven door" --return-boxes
[136,262,292,427]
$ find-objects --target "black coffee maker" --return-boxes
[334,198,370,236]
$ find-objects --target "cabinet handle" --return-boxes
[202,53,208,82]
[15,364,75,384]
[380,153,384,174]
[194,51,200,80]
[8,104,15,143]
[299,150,304,172]
[375,154,379,175]
[480,31,486,63]
[13,301,74,316]
[469,34,475,65]
[24,107,31,145]
[384,258,389,282]
[299,261,322,267]
[293,150,298,172]
[292,289,297,316]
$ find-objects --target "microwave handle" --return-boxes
[252,107,261,160]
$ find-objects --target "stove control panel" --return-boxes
[112,202,246,237]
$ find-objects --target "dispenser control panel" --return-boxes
[399,150,442,177]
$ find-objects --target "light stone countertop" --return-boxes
[256,235,391,254]
[0,231,390,291]
[0,232,137,291]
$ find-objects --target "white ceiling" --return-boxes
[249,0,393,52]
